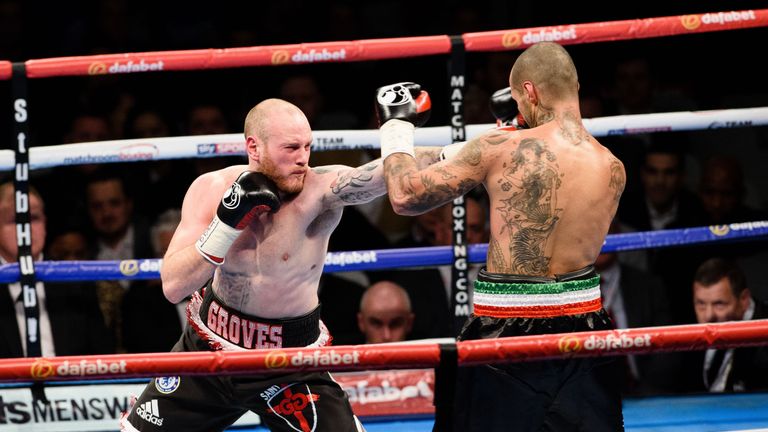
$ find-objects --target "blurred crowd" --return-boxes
[1,0,768,398]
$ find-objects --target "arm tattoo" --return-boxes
[394,172,477,214]
[330,161,380,204]
[495,138,562,275]
[608,157,626,203]
[384,133,508,214]
[414,147,441,168]
[435,166,456,181]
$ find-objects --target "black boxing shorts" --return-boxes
[187,283,331,350]
[453,265,625,432]
[121,282,363,432]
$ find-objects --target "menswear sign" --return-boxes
[0,370,435,430]
[0,384,259,431]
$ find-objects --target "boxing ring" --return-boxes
[2,8,768,432]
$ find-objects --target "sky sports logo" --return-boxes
[197,143,244,155]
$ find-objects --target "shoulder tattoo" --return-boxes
[608,157,626,203]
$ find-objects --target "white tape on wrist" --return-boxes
[380,119,415,159]
[195,215,242,265]
[439,141,466,161]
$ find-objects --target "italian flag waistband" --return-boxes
[473,275,602,318]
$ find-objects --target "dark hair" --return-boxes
[85,167,133,200]
[693,257,747,297]
[465,186,489,207]
[643,132,689,171]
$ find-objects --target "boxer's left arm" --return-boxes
[374,81,497,215]
[383,135,493,216]
[316,146,442,210]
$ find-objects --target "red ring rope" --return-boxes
[0,9,763,80]
[0,319,765,383]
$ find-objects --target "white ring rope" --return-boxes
[4,107,767,172]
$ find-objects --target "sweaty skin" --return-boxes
[189,164,378,316]
[161,99,441,318]
[385,98,625,277]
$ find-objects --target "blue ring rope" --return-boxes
[1,221,765,283]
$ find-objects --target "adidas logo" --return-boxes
[136,399,164,426]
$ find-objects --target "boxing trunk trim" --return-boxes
[186,284,331,351]
[473,275,601,318]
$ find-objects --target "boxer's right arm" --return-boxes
[195,171,280,265]
[160,175,221,303]
[160,172,280,303]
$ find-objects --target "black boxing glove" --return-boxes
[376,82,432,159]
[490,87,528,129]
[196,171,280,265]
[375,82,431,127]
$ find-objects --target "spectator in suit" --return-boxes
[120,208,184,353]
[605,55,696,117]
[357,280,414,344]
[46,227,92,261]
[618,137,706,323]
[0,182,113,358]
[85,168,154,264]
[689,258,768,393]
[595,219,678,395]
[698,155,767,225]
[36,111,114,236]
[84,169,153,351]
[694,155,768,299]
[618,135,705,233]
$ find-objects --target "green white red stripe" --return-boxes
[473,276,602,318]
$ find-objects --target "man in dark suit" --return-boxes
[594,226,680,395]
[121,208,184,353]
[84,169,155,352]
[617,137,706,323]
[0,182,113,358]
[685,258,768,393]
